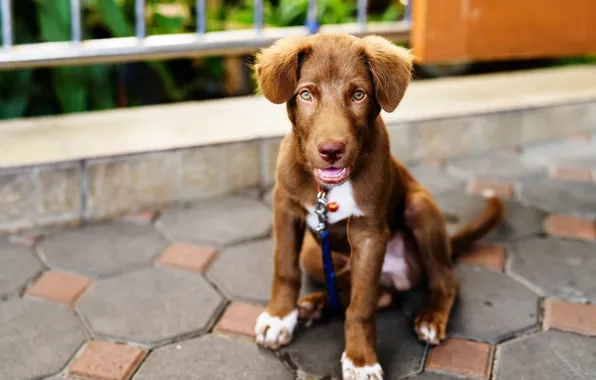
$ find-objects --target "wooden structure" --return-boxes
[411,0,596,63]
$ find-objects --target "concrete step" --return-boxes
[0,65,595,233]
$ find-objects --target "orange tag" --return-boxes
[328,202,339,212]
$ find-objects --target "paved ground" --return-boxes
[2,133,596,380]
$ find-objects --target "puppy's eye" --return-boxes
[299,90,312,101]
[352,90,365,101]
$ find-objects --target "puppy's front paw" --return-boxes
[414,310,447,345]
[341,352,384,380]
[254,309,298,349]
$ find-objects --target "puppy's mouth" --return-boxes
[314,167,350,185]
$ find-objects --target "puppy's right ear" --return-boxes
[254,36,311,104]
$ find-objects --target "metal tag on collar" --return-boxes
[315,187,328,233]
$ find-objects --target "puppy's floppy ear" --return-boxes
[361,35,413,113]
[254,36,312,104]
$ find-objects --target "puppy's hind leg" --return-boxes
[405,190,458,345]
[298,291,330,325]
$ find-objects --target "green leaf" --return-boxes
[380,4,404,22]
[35,0,70,41]
[277,0,309,26]
[320,0,355,24]
[53,67,88,113]
[226,7,255,26]
[93,0,183,102]
[88,65,116,110]
[0,2,36,119]
[0,70,32,119]
[36,0,89,113]
[148,61,184,100]
[95,0,133,37]
[151,13,185,34]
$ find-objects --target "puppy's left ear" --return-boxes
[254,36,312,104]
[361,35,413,113]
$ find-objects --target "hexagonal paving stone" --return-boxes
[280,311,426,379]
[0,299,86,380]
[408,165,466,197]
[77,267,224,346]
[541,154,596,171]
[434,192,546,242]
[159,196,272,246]
[446,151,546,179]
[509,237,596,302]
[447,264,539,343]
[39,223,169,278]
[0,238,44,298]
[517,176,596,218]
[208,239,273,304]
[134,334,293,380]
[522,138,596,168]
[495,330,596,380]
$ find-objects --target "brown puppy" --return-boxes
[253,33,504,380]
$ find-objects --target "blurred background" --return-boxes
[0,0,594,120]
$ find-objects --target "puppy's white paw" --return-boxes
[254,309,298,349]
[419,323,437,343]
[482,189,496,198]
[341,352,384,380]
[414,319,443,345]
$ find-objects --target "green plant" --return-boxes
[0,0,224,119]
[0,0,401,120]
[368,2,404,22]
[0,0,37,118]
[87,0,186,102]
[35,0,113,112]
[554,55,596,66]
[223,0,404,28]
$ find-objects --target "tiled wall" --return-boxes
[1,101,594,234]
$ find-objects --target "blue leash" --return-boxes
[315,189,342,314]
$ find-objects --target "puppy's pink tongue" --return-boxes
[322,168,343,175]
[315,167,349,183]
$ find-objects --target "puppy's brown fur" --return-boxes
[254,33,504,374]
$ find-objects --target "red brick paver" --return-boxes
[549,167,592,182]
[545,215,596,240]
[544,299,596,337]
[426,338,494,379]
[25,271,92,305]
[156,243,217,272]
[467,179,514,198]
[69,341,146,380]
[458,244,506,270]
[215,302,265,338]
[120,210,159,224]
[568,132,592,143]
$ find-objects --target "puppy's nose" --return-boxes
[318,141,346,163]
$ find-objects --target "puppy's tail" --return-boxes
[449,190,505,256]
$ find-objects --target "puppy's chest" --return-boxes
[304,182,364,230]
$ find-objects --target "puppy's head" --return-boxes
[255,34,413,187]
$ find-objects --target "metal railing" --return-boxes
[0,0,411,70]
